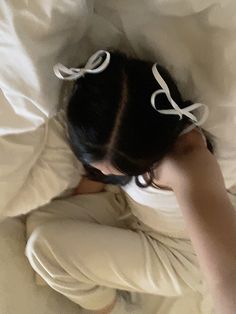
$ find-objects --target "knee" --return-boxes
[25,223,57,281]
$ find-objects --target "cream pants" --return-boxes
[26,191,203,311]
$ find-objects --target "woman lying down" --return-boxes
[26,51,236,314]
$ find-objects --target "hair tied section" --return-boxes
[53,50,111,81]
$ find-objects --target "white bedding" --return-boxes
[1,0,236,217]
[0,0,92,135]
[1,1,236,313]
[0,218,79,314]
[1,112,83,217]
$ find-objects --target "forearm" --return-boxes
[175,184,236,275]
[174,181,236,313]
[155,130,236,313]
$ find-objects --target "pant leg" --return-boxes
[26,192,203,311]
[26,191,128,310]
[26,191,127,237]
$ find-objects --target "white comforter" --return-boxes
[1,2,236,314]
[1,0,236,216]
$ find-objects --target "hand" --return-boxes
[74,177,105,195]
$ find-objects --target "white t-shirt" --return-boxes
[122,146,236,239]
[123,176,188,238]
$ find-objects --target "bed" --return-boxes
[0,1,236,313]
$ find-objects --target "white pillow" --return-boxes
[0,0,122,215]
[0,0,91,135]
[1,112,83,217]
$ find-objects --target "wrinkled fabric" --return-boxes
[1,112,83,217]
[0,0,92,135]
[1,0,236,215]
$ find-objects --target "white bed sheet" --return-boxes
[1,0,236,216]
[0,0,91,135]
[0,112,83,217]
[1,1,236,313]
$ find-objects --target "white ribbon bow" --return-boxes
[53,50,111,81]
[53,50,209,126]
[151,64,209,126]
